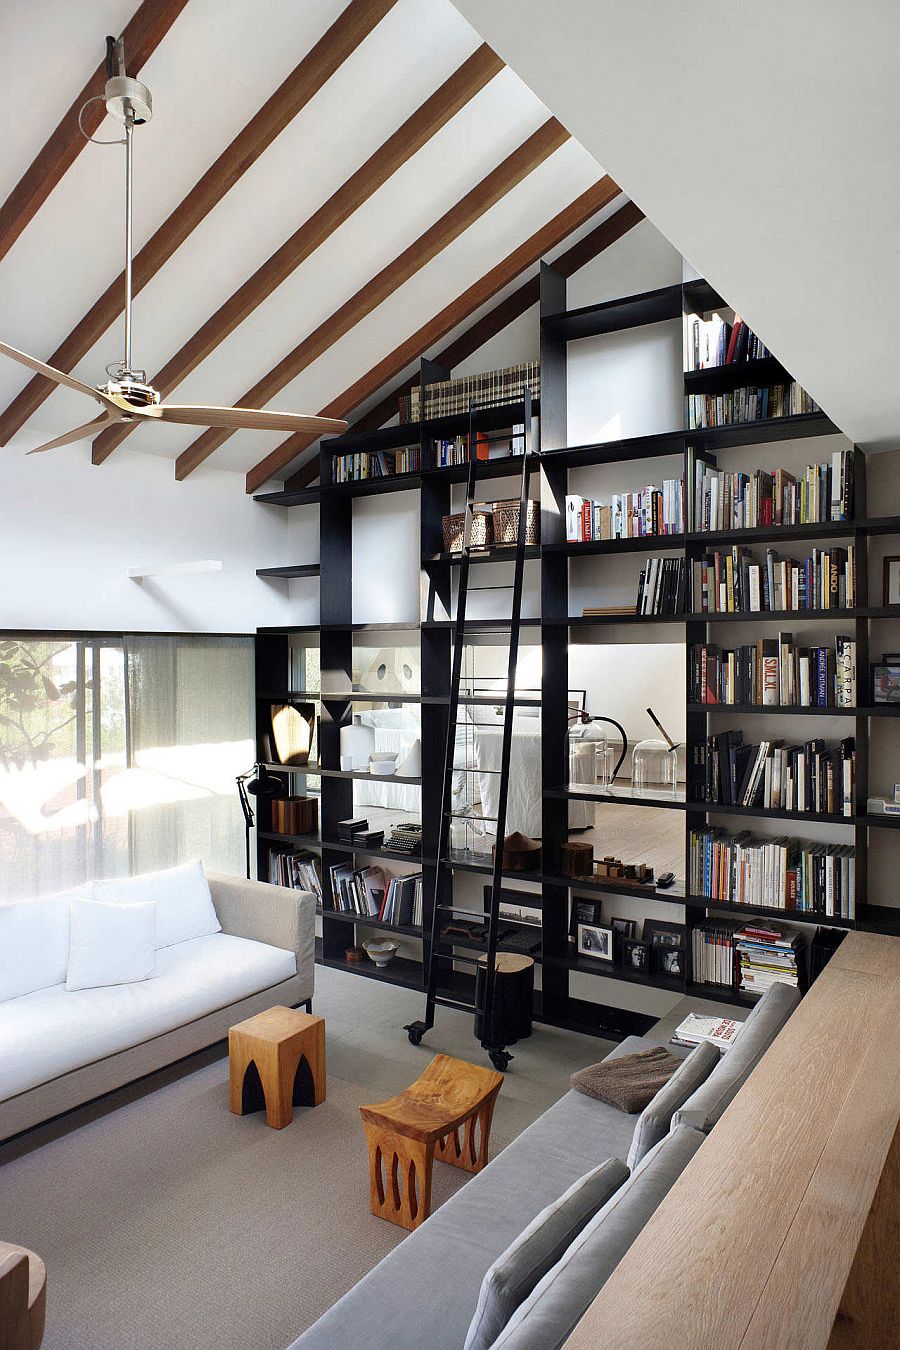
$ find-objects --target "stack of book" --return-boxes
[692,732,855,817]
[686,382,819,429]
[400,361,540,422]
[689,827,855,918]
[691,919,737,988]
[689,634,856,707]
[685,314,771,371]
[670,1012,743,1049]
[329,862,423,928]
[688,545,856,614]
[690,448,854,529]
[332,447,420,483]
[380,872,424,927]
[267,848,322,900]
[432,435,469,468]
[734,923,803,995]
[564,480,684,542]
[636,556,686,615]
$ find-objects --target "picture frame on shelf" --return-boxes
[610,917,636,940]
[883,557,900,608]
[653,943,684,979]
[642,919,685,948]
[872,663,900,705]
[569,897,603,938]
[577,922,614,962]
[619,937,650,974]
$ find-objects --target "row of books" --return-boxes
[689,449,854,529]
[691,731,855,817]
[689,637,857,708]
[688,545,856,614]
[327,862,423,927]
[399,362,540,422]
[267,848,323,900]
[691,919,805,993]
[685,382,820,429]
[332,447,420,483]
[636,556,686,615]
[689,828,856,918]
[685,313,771,371]
[564,480,684,542]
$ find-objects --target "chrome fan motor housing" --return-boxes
[99,376,161,408]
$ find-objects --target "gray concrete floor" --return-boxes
[311,962,747,1141]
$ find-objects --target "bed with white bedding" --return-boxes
[352,708,594,835]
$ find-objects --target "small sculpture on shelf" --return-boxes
[594,856,654,886]
[560,841,593,877]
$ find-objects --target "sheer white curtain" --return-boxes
[124,635,254,877]
[0,634,254,898]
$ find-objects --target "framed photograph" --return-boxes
[872,663,900,705]
[569,897,602,937]
[577,922,614,962]
[620,937,650,974]
[654,943,684,979]
[610,917,636,940]
[884,557,900,607]
[642,919,685,948]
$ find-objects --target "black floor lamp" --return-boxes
[236,764,285,880]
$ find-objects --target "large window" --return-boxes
[0,634,254,899]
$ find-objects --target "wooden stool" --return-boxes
[229,1006,325,1129]
[359,1053,503,1231]
[0,1242,46,1350]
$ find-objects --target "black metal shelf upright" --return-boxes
[253,265,899,1040]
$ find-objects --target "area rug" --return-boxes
[0,1051,503,1350]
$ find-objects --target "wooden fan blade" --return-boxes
[0,340,105,402]
[26,411,121,455]
[156,403,348,435]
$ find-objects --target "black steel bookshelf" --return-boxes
[253,265,899,1042]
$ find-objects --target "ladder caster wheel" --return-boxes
[489,1049,512,1073]
[407,1027,424,1046]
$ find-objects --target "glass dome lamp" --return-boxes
[631,708,681,798]
[567,712,628,791]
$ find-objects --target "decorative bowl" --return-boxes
[369,756,398,775]
[363,939,399,968]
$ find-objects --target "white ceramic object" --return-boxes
[363,939,399,967]
[369,757,397,776]
[339,716,375,770]
[395,738,422,777]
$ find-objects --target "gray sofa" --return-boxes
[0,870,316,1142]
[291,983,800,1350]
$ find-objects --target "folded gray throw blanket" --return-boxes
[571,1046,681,1113]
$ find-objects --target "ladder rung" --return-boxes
[432,951,481,967]
[434,994,476,1012]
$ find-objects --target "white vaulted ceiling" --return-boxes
[0,0,625,485]
[453,0,900,453]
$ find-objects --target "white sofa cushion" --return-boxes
[93,860,221,948]
[0,932,296,1102]
[66,898,157,992]
[0,882,93,1002]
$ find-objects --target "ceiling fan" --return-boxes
[1,37,347,456]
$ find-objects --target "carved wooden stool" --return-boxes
[229,1006,325,1129]
[359,1053,503,1230]
[0,1241,46,1350]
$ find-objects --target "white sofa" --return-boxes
[0,865,316,1142]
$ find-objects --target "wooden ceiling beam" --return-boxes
[176,116,568,480]
[248,183,637,495]
[0,0,397,447]
[90,43,503,465]
[0,0,190,267]
[284,198,643,491]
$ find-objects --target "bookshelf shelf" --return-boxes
[683,356,790,395]
[685,896,855,929]
[252,271,896,1046]
[542,283,683,340]
[320,910,423,938]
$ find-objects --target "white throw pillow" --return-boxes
[66,898,157,991]
[93,860,220,948]
[0,882,93,1001]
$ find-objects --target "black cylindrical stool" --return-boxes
[475,953,534,1049]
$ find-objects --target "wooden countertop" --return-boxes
[565,931,900,1349]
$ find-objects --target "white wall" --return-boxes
[0,438,295,633]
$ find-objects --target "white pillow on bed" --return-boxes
[355,708,419,730]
